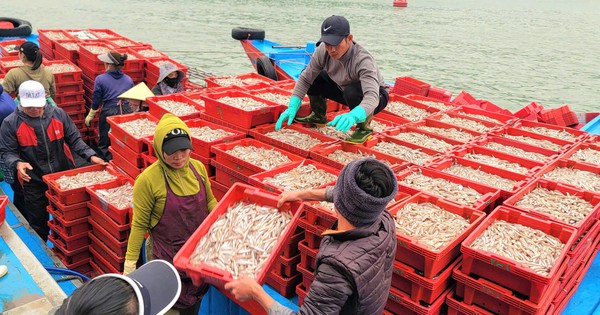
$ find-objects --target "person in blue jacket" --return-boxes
[0,84,17,183]
[84,51,134,161]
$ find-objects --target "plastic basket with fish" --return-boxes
[309,141,411,171]
[404,94,454,111]
[468,134,560,165]
[253,86,312,117]
[427,111,501,134]
[401,118,485,147]
[249,123,338,158]
[534,158,600,196]
[363,135,443,166]
[388,192,486,278]
[173,183,303,289]
[204,72,276,89]
[146,94,204,122]
[555,141,600,169]
[88,201,131,242]
[392,257,461,305]
[460,206,576,304]
[248,159,339,194]
[512,119,589,144]
[183,118,246,158]
[86,177,135,225]
[106,111,158,153]
[382,93,441,122]
[200,90,285,129]
[448,105,519,128]
[487,126,574,153]
[386,285,452,315]
[450,145,545,177]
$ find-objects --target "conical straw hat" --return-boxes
[119,82,154,101]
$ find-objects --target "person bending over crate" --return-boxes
[275,15,389,144]
[0,80,105,241]
[225,158,398,314]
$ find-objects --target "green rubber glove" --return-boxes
[328,106,367,133]
[275,96,302,130]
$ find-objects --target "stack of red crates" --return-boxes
[42,164,123,277]
[38,29,78,60]
[0,39,25,57]
[86,177,135,274]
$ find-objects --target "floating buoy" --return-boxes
[393,0,408,7]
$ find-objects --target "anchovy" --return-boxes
[94,182,134,209]
[56,170,118,190]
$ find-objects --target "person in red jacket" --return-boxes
[0,80,105,241]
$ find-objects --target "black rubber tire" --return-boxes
[256,56,278,81]
[0,17,33,38]
[231,27,265,40]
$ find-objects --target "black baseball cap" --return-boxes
[317,15,350,46]
[162,128,193,155]
[94,260,182,315]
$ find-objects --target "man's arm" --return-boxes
[356,55,382,116]
[292,45,328,100]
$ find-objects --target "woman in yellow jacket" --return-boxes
[124,114,217,315]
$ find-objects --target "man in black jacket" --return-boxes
[225,158,398,315]
[0,80,105,241]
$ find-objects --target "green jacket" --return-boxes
[125,114,217,261]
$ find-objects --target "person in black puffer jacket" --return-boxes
[225,158,398,315]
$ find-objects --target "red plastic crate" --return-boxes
[55,81,85,96]
[270,253,301,278]
[253,86,312,117]
[536,159,600,195]
[405,94,455,111]
[427,86,453,102]
[43,164,122,206]
[428,111,500,134]
[383,93,441,121]
[146,94,204,121]
[451,144,545,177]
[309,141,411,171]
[474,100,514,117]
[490,126,573,152]
[89,232,125,272]
[303,202,337,231]
[386,285,451,315]
[426,156,531,201]
[201,90,285,129]
[512,119,589,144]
[391,257,460,304]
[211,138,304,177]
[249,159,339,194]
[108,147,143,180]
[265,270,302,298]
[0,55,24,73]
[0,196,8,226]
[48,219,90,252]
[108,133,144,168]
[364,135,443,165]
[249,123,337,158]
[212,159,250,187]
[503,178,600,238]
[205,72,276,89]
[513,102,544,121]
[451,91,478,106]
[209,176,229,201]
[404,118,485,145]
[77,42,113,63]
[446,293,497,315]
[50,234,90,266]
[0,39,25,56]
[562,220,600,280]
[43,59,82,83]
[38,29,77,48]
[561,142,600,168]
[106,37,142,49]
[54,39,80,63]
[537,105,579,127]
[88,29,123,39]
[296,283,308,307]
[86,177,134,226]
[88,201,131,242]
[468,134,560,164]
[392,76,430,96]
[279,226,304,259]
[298,265,315,295]
[107,112,158,153]
[183,118,246,159]
[370,111,411,133]
[54,91,85,104]
[388,193,486,277]
[453,265,560,315]
[46,192,89,221]
[298,240,319,273]
[449,105,517,127]
[89,218,128,257]
[198,112,251,135]
[460,206,577,304]
[90,251,121,275]
[127,46,168,60]
[396,166,501,213]
[173,183,303,289]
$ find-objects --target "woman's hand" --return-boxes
[224,278,262,302]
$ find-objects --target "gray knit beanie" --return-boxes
[333,158,398,227]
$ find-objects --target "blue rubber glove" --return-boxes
[275,96,302,130]
[327,106,367,133]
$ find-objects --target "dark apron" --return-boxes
[151,164,209,309]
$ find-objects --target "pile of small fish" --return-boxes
[94,182,134,209]
[463,153,529,174]
[46,63,77,74]
[418,125,475,143]
[112,39,137,47]
[189,126,234,142]
[83,45,110,55]
[314,201,335,213]
[93,31,115,38]
[153,60,175,68]
[416,100,448,110]
[483,142,550,161]
[519,126,576,142]
[189,201,293,279]
[264,129,322,150]
[370,120,392,133]
[226,145,291,170]
[372,141,433,165]
[470,220,565,276]
[439,114,489,132]
[385,101,431,121]
[543,167,600,193]
[570,148,600,165]
[262,164,337,191]
[218,96,270,111]
[501,134,562,151]
[2,44,19,52]
[458,112,503,125]
[156,100,200,116]
[44,31,70,40]
[390,132,453,152]
[136,49,164,58]
[55,170,118,190]
[514,186,593,225]
[117,118,157,139]
[69,30,97,40]
[308,126,352,140]
[213,77,265,87]
[3,60,24,67]
[60,42,80,50]
[393,202,471,251]
[256,92,289,105]
[328,150,389,166]
[401,172,482,206]
[442,164,517,191]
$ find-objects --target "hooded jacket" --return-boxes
[125,114,217,261]
[91,70,134,110]
[1,65,56,99]
[0,103,96,184]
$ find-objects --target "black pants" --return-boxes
[306,71,389,114]
[22,180,50,241]
[98,104,133,161]
[11,180,25,212]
